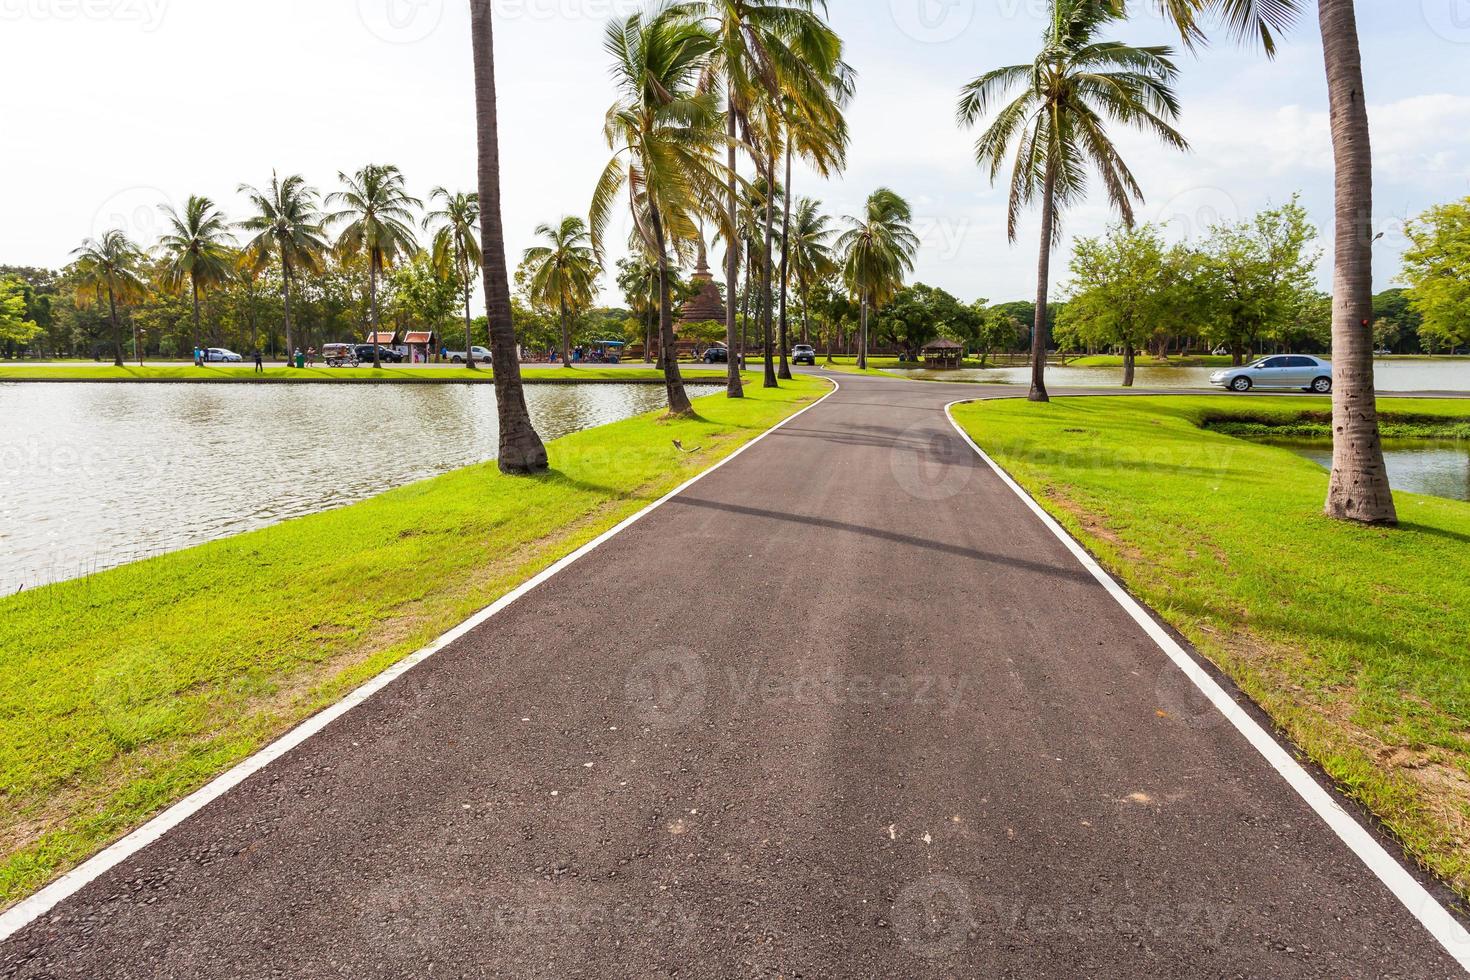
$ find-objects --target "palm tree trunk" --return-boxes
[1029,157,1057,403]
[858,297,869,371]
[280,253,295,364]
[191,277,201,356]
[649,204,693,416]
[760,150,777,388]
[559,295,573,368]
[462,250,478,370]
[108,287,124,367]
[777,141,793,381]
[470,0,547,473]
[1320,0,1394,524]
[370,254,382,369]
[724,104,743,398]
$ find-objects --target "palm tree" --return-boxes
[691,0,844,397]
[836,188,918,370]
[157,196,235,356]
[786,196,836,347]
[958,0,1187,402]
[1315,0,1394,523]
[423,188,484,371]
[469,0,547,473]
[237,173,329,363]
[591,4,728,417]
[617,255,660,362]
[522,217,601,368]
[71,230,148,366]
[327,164,422,369]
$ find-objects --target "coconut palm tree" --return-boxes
[237,173,329,363]
[469,0,547,473]
[71,230,148,366]
[522,217,601,368]
[423,188,484,371]
[958,0,1187,402]
[689,0,844,397]
[786,196,836,346]
[591,4,728,417]
[157,196,235,356]
[617,255,660,362]
[836,188,918,370]
[327,164,422,369]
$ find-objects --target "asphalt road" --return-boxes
[3,372,1465,978]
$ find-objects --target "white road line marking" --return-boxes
[943,398,1470,973]
[0,379,839,943]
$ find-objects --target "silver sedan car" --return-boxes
[1210,355,1333,393]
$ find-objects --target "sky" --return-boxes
[2,0,1469,311]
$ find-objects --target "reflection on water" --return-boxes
[0,382,715,593]
[1258,437,1470,502]
[892,359,1469,392]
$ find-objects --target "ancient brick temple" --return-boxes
[676,241,728,331]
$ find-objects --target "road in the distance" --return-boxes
[2,372,1463,978]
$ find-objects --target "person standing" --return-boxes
[253,349,264,374]
[193,345,202,367]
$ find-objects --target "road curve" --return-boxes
[3,372,1465,978]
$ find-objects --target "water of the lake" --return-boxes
[0,382,717,594]
[892,359,1469,392]
[1255,438,1470,503]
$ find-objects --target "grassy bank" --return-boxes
[951,395,1470,897]
[0,364,735,384]
[0,375,829,908]
[1064,353,1234,368]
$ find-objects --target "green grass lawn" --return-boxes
[0,364,737,383]
[951,395,1470,898]
[0,375,829,908]
[820,355,1009,375]
[1064,353,1236,368]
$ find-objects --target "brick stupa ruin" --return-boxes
[675,240,728,331]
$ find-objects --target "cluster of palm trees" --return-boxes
[72,168,485,374]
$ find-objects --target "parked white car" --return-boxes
[203,348,242,363]
[1210,355,1332,393]
[446,346,493,365]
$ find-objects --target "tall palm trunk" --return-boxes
[1122,341,1135,387]
[559,294,573,368]
[1029,156,1057,403]
[760,149,777,388]
[1320,0,1394,524]
[108,288,124,367]
[369,253,382,368]
[191,277,201,355]
[649,204,693,416]
[777,142,793,381]
[857,296,869,370]
[279,250,295,363]
[724,106,743,398]
[461,249,477,370]
[470,0,547,473]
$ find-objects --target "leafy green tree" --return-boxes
[327,163,422,368]
[591,5,727,416]
[390,252,461,344]
[785,197,837,346]
[71,230,149,366]
[1197,197,1320,363]
[423,188,484,370]
[0,276,41,351]
[157,196,236,354]
[1059,223,1196,385]
[616,255,660,362]
[836,188,918,369]
[876,283,974,360]
[958,0,1187,401]
[975,305,1026,366]
[522,217,601,368]
[238,173,329,361]
[1371,288,1420,353]
[1400,197,1470,353]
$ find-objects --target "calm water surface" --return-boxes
[892,359,1469,392]
[1257,438,1470,502]
[0,382,714,593]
